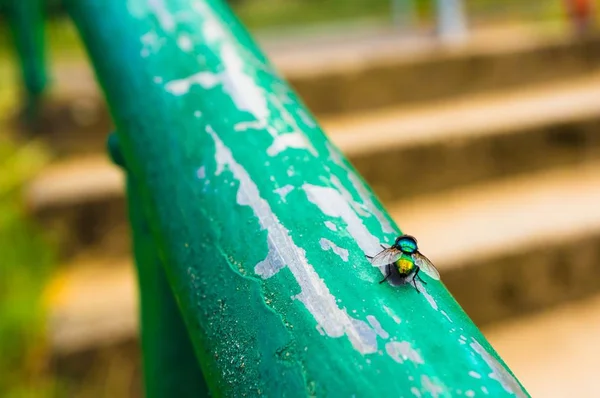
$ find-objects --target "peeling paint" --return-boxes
[383,305,402,324]
[366,315,389,339]
[470,338,527,397]
[421,375,444,398]
[165,71,220,95]
[324,221,337,231]
[330,175,369,217]
[327,143,395,235]
[267,132,315,157]
[274,185,293,202]
[148,0,175,32]
[411,387,422,397]
[417,280,438,310]
[303,184,385,281]
[441,310,453,323]
[465,390,475,397]
[208,127,377,354]
[177,34,193,51]
[194,110,202,118]
[469,371,481,379]
[319,238,349,262]
[481,387,489,395]
[385,341,424,365]
[196,166,206,179]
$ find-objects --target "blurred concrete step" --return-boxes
[33,29,600,155]
[486,293,600,397]
[25,155,127,258]
[328,71,600,203]
[47,162,600,360]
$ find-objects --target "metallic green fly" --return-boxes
[365,235,440,293]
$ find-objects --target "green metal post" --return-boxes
[109,134,210,398]
[5,0,48,111]
[67,1,528,396]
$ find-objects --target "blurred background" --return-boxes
[1,0,600,396]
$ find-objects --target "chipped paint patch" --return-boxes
[196,166,206,179]
[366,315,389,339]
[274,185,293,202]
[481,387,489,395]
[416,280,438,310]
[165,71,220,95]
[469,371,481,379]
[470,338,527,397]
[330,175,369,217]
[177,34,193,51]
[441,310,453,323]
[319,238,349,262]
[304,184,386,281]
[267,132,315,157]
[148,0,175,32]
[327,143,395,235]
[194,111,202,118]
[465,390,475,397]
[324,221,337,231]
[411,387,422,397]
[383,305,402,324]
[208,127,377,354]
[421,375,444,398]
[385,341,424,365]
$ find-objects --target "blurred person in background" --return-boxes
[564,0,595,35]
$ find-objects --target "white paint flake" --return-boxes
[481,387,489,395]
[319,238,349,262]
[383,305,402,324]
[441,310,453,323]
[330,175,369,217]
[327,142,395,234]
[416,280,438,310]
[469,371,481,379]
[324,221,337,231]
[470,338,527,397]
[207,126,377,354]
[177,34,193,51]
[274,185,294,202]
[303,184,385,281]
[165,71,220,95]
[385,341,424,365]
[148,0,175,32]
[421,375,444,398]
[366,315,389,339]
[411,387,422,397]
[194,111,202,118]
[465,390,475,397]
[267,132,315,157]
[196,166,206,179]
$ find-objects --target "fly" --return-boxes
[365,234,440,293]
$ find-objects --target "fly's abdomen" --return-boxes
[395,255,415,275]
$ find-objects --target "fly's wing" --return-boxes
[413,252,441,280]
[366,247,403,266]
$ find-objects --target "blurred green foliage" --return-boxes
[0,135,58,396]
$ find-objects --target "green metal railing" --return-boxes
[7,0,528,396]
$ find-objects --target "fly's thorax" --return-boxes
[395,235,418,254]
[394,254,415,275]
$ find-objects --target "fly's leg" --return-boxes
[365,254,374,260]
[380,244,387,250]
[415,267,427,285]
[412,269,422,293]
[379,264,392,284]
